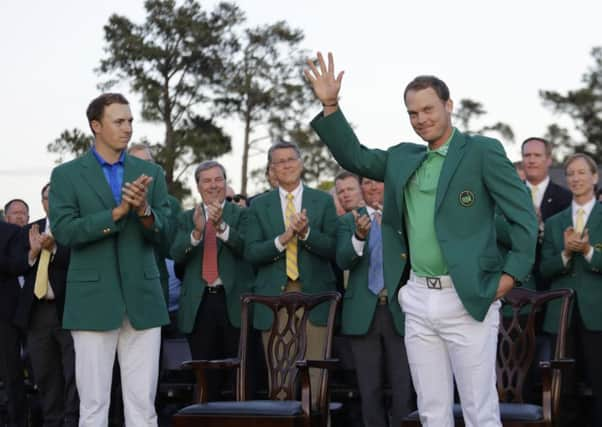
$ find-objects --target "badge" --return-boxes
[595,243,602,251]
[459,190,475,207]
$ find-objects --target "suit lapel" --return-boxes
[267,189,286,234]
[80,151,117,209]
[586,202,602,235]
[218,202,234,254]
[396,150,427,214]
[123,154,141,189]
[436,130,467,210]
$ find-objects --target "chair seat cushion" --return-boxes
[176,400,303,417]
[403,402,543,422]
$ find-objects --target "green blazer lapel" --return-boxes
[395,150,427,214]
[80,151,117,208]
[218,202,235,254]
[301,185,317,222]
[267,189,286,234]
[123,154,143,187]
[436,131,467,211]
[559,207,573,231]
[586,202,602,234]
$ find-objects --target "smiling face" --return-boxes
[271,147,303,191]
[197,166,227,205]
[405,87,453,148]
[92,103,133,158]
[566,157,597,201]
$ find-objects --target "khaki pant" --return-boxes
[261,280,327,408]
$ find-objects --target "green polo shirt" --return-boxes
[404,129,455,277]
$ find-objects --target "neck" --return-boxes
[94,141,122,164]
[280,181,300,193]
[427,126,453,150]
[574,193,594,206]
[527,176,547,186]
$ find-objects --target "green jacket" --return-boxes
[540,203,602,332]
[311,110,537,321]
[245,187,338,330]
[155,194,182,304]
[170,202,253,333]
[49,151,170,331]
[337,207,404,335]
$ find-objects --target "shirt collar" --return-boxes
[279,182,303,201]
[572,197,596,218]
[366,205,382,218]
[427,128,455,157]
[91,146,125,166]
[526,176,550,192]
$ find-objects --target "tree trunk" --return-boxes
[162,79,175,194]
[241,111,251,195]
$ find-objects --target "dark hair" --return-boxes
[267,141,302,164]
[4,198,29,214]
[521,137,552,157]
[335,170,360,184]
[194,160,227,183]
[86,93,129,134]
[41,183,50,198]
[404,75,450,103]
[564,153,598,175]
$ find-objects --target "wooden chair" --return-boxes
[173,291,341,427]
[402,287,574,426]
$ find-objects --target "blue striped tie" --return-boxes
[368,213,384,295]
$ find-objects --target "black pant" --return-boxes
[27,301,79,427]
[0,318,26,427]
[187,288,239,401]
[350,305,414,427]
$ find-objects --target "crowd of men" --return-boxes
[1,50,602,427]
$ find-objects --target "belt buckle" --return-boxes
[426,277,442,290]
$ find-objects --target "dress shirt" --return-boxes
[91,147,125,205]
[352,206,381,256]
[525,176,550,209]
[274,182,310,252]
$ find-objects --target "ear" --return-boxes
[91,120,102,134]
[445,99,453,114]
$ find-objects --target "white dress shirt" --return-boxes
[274,183,310,252]
[526,176,550,209]
[352,206,381,256]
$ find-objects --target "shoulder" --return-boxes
[389,141,426,156]
[52,154,87,176]
[250,189,277,209]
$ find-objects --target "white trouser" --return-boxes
[71,317,161,427]
[399,274,501,427]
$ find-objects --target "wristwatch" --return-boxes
[216,221,227,233]
[139,204,152,218]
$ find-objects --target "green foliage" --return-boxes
[540,47,602,162]
[453,98,515,143]
[47,129,94,164]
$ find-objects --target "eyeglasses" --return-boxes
[226,195,247,204]
[271,157,300,167]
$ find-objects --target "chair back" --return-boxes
[497,287,573,411]
[237,291,340,406]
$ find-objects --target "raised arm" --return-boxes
[304,52,344,117]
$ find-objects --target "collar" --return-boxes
[278,182,303,201]
[526,176,550,192]
[572,197,596,218]
[427,128,455,157]
[366,205,382,218]
[91,146,125,166]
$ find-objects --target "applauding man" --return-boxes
[307,52,537,427]
[49,93,170,427]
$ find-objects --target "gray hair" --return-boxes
[267,141,302,164]
[194,160,227,183]
[128,142,154,162]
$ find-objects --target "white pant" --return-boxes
[71,317,161,427]
[399,275,501,427]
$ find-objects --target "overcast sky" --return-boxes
[1,0,600,219]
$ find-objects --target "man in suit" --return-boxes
[14,183,78,427]
[334,171,364,214]
[540,153,602,426]
[49,93,170,427]
[170,160,253,400]
[306,52,537,427]
[522,137,572,291]
[245,141,338,405]
[0,219,29,427]
[4,199,30,227]
[337,177,413,427]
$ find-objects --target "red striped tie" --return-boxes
[202,221,218,284]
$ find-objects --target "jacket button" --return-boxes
[280,285,285,291]
[400,253,407,259]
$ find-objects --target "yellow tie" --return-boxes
[530,185,539,206]
[34,249,51,299]
[575,208,585,234]
[285,193,299,281]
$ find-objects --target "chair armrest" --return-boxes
[181,358,241,403]
[296,358,339,370]
[182,358,241,370]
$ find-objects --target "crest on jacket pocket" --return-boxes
[459,190,475,207]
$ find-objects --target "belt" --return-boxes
[205,285,224,294]
[377,295,388,305]
[410,271,454,290]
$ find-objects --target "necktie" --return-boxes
[34,249,51,299]
[202,221,219,284]
[575,208,585,234]
[530,185,539,207]
[368,212,384,295]
[285,193,299,280]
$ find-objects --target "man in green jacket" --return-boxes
[170,160,253,401]
[49,93,170,427]
[245,141,338,406]
[306,52,537,427]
